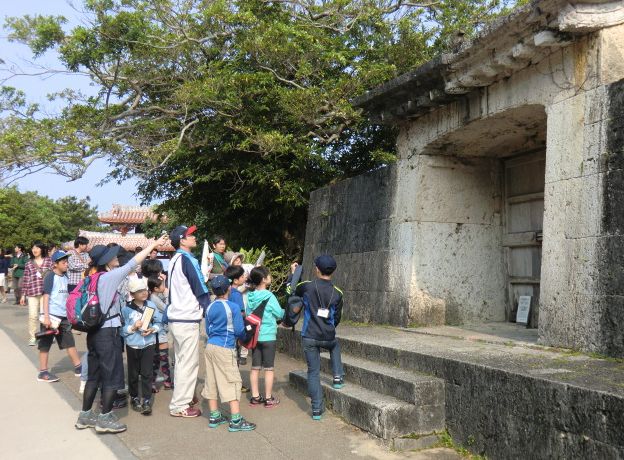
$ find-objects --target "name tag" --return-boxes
[36,271,42,279]
[317,308,329,319]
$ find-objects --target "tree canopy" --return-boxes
[1,0,525,252]
[0,187,101,249]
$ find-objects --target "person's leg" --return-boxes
[327,339,344,380]
[82,331,101,411]
[126,345,140,399]
[65,347,81,368]
[250,346,262,401]
[158,339,172,387]
[27,296,41,341]
[140,345,155,399]
[168,323,200,414]
[12,277,20,304]
[38,351,49,372]
[80,352,89,380]
[303,337,323,414]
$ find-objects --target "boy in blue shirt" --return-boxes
[121,277,163,415]
[201,275,256,432]
[225,265,250,370]
[38,251,82,382]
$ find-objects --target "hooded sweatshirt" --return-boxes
[246,289,284,342]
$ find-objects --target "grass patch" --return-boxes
[436,430,487,459]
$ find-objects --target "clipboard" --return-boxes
[140,307,155,331]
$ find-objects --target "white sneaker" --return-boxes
[79,380,87,394]
[28,338,36,347]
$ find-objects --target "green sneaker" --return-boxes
[208,413,228,428]
[75,409,97,429]
[228,417,256,432]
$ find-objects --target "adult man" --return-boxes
[167,225,209,418]
[67,236,90,292]
[10,244,28,304]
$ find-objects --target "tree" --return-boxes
[0,187,101,249]
[0,0,525,252]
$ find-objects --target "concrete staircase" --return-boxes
[288,348,445,441]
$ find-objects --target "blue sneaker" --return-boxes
[332,377,344,389]
[312,409,323,421]
[74,365,82,377]
[37,370,59,382]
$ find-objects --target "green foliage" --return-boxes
[1,0,525,253]
[0,187,101,249]
[238,245,293,294]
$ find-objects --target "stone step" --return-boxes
[289,369,445,440]
[319,352,445,405]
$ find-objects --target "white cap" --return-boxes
[128,277,148,293]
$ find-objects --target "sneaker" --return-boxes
[151,384,160,393]
[79,380,87,394]
[208,413,228,428]
[74,365,82,377]
[249,396,265,407]
[37,370,59,382]
[131,397,142,412]
[163,380,173,390]
[228,416,256,432]
[95,412,127,434]
[170,406,201,418]
[141,399,153,416]
[75,409,97,429]
[239,357,247,365]
[312,409,323,421]
[241,385,250,393]
[332,377,345,389]
[28,338,37,347]
[264,396,280,408]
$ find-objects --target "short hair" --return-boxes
[142,259,163,278]
[150,248,158,253]
[74,236,89,248]
[16,243,25,251]
[224,265,245,282]
[135,246,143,252]
[31,241,48,258]
[147,276,163,292]
[210,235,226,248]
[249,266,270,288]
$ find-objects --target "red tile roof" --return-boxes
[98,205,166,225]
[75,230,175,252]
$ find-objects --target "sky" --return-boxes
[0,0,141,212]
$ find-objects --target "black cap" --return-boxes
[210,275,231,296]
[314,255,337,274]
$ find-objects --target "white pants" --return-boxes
[168,322,200,412]
[28,295,43,340]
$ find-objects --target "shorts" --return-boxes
[86,327,125,391]
[38,318,75,351]
[201,344,242,403]
[0,273,5,286]
[251,340,276,370]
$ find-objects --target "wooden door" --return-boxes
[502,152,545,327]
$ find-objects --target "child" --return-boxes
[37,250,82,382]
[224,265,250,393]
[246,266,284,408]
[288,255,344,420]
[147,276,173,391]
[121,277,163,415]
[202,275,256,431]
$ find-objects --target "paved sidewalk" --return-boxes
[0,327,132,459]
[0,298,460,460]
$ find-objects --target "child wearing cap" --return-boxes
[121,277,163,415]
[246,266,284,408]
[37,251,82,382]
[202,275,256,432]
[288,255,344,420]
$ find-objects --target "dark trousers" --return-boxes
[302,337,344,412]
[126,344,155,399]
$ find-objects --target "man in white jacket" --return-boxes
[167,225,210,418]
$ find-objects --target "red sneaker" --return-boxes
[170,406,201,418]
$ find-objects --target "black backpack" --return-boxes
[282,265,303,328]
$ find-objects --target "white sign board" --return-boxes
[516,296,532,325]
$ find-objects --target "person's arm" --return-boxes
[232,304,246,339]
[41,272,54,328]
[270,294,285,320]
[104,235,169,287]
[334,293,343,327]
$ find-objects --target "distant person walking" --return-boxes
[21,242,53,346]
[10,244,27,304]
[0,249,9,303]
[67,236,90,293]
[167,225,210,418]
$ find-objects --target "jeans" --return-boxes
[302,337,344,412]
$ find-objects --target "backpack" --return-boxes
[281,265,304,329]
[239,298,269,350]
[66,272,117,332]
